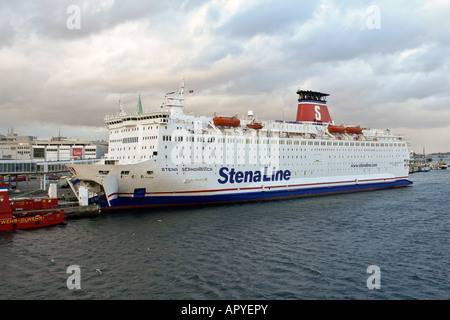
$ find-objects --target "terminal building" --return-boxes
[0,129,106,161]
[0,130,107,184]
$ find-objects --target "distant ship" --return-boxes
[66,81,413,210]
[438,154,448,170]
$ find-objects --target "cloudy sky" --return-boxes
[1,0,449,153]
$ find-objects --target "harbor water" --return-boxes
[0,168,448,300]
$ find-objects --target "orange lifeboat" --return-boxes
[328,125,346,133]
[246,122,263,130]
[346,126,362,134]
[213,115,240,127]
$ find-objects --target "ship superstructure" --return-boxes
[67,81,412,209]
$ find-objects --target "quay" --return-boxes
[5,178,101,220]
[1,158,103,219]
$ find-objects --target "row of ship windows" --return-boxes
[109,148,407,157]
[111,126,160,134]
[109,149,406,158]
[110,145,157,152]
[168,155,405,160]
[161,135,406,148]
[166,145,407,154]
[98,170,154,175]
[109,155,156,160]
[106,153,405,161]
[111,136,158,143]
[111,133,407,148]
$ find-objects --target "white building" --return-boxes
[0,130,106,161]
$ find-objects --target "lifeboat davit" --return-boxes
[246,122,263,130]
[328,125,346,133]
[213,116,240,127]
[346,126,362,134]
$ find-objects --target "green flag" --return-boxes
[137,94,143,114]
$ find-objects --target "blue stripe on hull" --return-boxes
[103,179,413,210]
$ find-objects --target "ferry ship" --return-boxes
[66,81,412,210]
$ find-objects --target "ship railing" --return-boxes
[274,120,328,126]
[104,109,169,121]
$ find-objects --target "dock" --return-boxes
[6,179,102,220]
[58,202,101,219]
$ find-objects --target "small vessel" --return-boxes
[0,184,66,231]
[328,125,346,133]
[246,122,263,130]
[213,115,240,127]
[418,164,431,172]
[346,126,363,134]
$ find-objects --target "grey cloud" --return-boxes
[188,41,244,69]
[0,0,449,153]
[1,0,208,41]
[215,0,318,39]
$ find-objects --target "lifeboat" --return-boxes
[246,122,263,130]
[346,126,363,134]
[328,125,346,133]
[0,184,66,231]
[213,115,240,127]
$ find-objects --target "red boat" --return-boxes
[346,126,363,134]
[328,125,346,133]
[246,122,263,130]
[213,115,240,127]
[0,184,66,231]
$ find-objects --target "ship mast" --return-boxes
[164,80,186,117]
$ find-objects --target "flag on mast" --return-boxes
[137,93,143,114]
